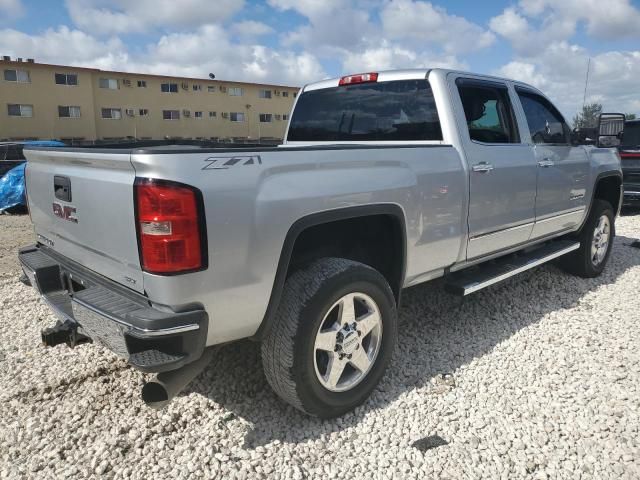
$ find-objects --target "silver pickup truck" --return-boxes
[19,68,624,418]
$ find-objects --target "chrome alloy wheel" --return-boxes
[591,214,611,266]
[313,292,383,392]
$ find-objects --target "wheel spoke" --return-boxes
[357,310,380,336]
[339,294,356,325]
[315,330,337,352]
[349,348,371,373]
[325,355,347,389]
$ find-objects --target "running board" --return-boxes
[445,240,580,296]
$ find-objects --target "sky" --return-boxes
[1,0,640,120]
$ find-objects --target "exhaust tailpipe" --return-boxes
[141,347,217,409]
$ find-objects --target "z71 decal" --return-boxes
[203,155,262,170]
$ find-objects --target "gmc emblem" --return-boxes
[52,202,78,223]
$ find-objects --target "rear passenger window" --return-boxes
[287,79,442,142]
[456,79,519,144]
[517,89,570,144]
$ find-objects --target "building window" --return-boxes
[274,114,282,121]
[101,108,122,119]
[283,114,289,121]
[282,91,289,98]
[228,87,243,96]
[4,69,30,83]
[139,108,149,116]
[7,104,33,117]
[259,113,273,123]
[293,92,297,98]
[55,73,78,86]
[161,83,178,93]
[209,111,217,118]
[99,78,119,89]
[229,112,245,122]
[58,106,81,118]
[193,84,202,91]
[163,110,180,120]
[194,111,203,119]
[259,89,272,99]
[207,86,216,93]
[137,80,147,88]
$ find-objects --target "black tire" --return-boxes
[261,258,397,418]
[558,199,615,278]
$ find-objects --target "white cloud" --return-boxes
[490,0,640,54]
[231,20,274,38]
[341,42,466,73]
[489,7,574,56]
[268,0,373,52]
[0,26,128,69]
[0,0,23,19]
[0,22,323,86]
[267,0,481,77]
[490,1,640,118]
[65,0,245,34]
[381,0,495,54]
[519,0,640,39]
[495,43,640,119]
[140,25,324,85]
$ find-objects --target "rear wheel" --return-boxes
[559,199,615,278]
[261,258,397,418]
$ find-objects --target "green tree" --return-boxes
[572,102,603,129]
[626,113,637,120]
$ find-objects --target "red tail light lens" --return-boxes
[135,179,206,274]
[339,72,378,86]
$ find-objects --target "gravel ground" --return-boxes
[1,214,639,479]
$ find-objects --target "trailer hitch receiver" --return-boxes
[41,319,91,348]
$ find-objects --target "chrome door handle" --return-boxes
[537,159,554,168]
[472,162,494,173]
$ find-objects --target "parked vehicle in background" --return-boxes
[0,141,66,213]
[0,141,66,177]
[619,119,640,207]
[18,69,623,418]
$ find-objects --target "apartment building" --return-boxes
[0,57,299,142]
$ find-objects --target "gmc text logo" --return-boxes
[52,202,78,223]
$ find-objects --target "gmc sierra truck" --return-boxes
[619,119,640,207]
[19,69,624,418]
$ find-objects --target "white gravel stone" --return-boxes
[0,214,639,479]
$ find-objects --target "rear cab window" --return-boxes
[287,79,442,142]
[456,78,520,144]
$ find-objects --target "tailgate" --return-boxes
[24,148,144,293]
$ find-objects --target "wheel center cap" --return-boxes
[341,331,359,354]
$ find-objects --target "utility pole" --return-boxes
[582,57,591,111]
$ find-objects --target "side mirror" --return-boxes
[597,113,625,148]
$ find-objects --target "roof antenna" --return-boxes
[582,57,591,110]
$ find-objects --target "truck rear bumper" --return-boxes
[19,244,208,373]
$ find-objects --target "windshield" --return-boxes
[287,79,442,142]
[621,122,640,148]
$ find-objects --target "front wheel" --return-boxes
[261,258,397,418]
[559,199,615,278]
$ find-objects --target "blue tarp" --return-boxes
[0,163,26,212]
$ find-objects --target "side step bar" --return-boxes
[445,240,580,296]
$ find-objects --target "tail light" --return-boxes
[134,178,207,274]
[339,72,378,86]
